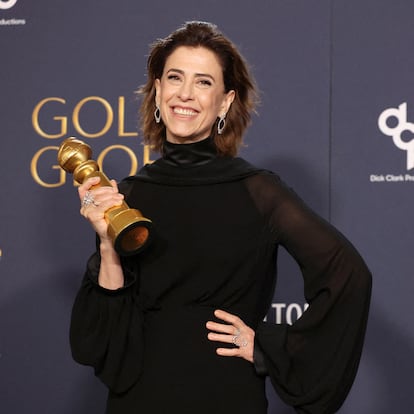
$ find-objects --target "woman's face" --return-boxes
[155,46,235,144]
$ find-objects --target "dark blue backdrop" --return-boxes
[1,1,413,413]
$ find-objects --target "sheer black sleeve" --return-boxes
[70,252,144,393]
[247,173,372,414]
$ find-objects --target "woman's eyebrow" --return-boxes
[166,68,215,81]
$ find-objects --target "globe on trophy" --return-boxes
[57,137,152,256]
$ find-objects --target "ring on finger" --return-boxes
[232,334,248,348]
[82,191,99,207]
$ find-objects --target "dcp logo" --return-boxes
[0,0,18,10]
[378,102,414,170]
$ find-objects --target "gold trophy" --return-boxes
[57,137,152,256]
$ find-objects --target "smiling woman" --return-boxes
[154,46,235,144]
[139,21,257,156]
[69,21,372,414]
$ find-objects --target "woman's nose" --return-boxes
[177,79,194,101]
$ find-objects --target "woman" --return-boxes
[70,21,372,413]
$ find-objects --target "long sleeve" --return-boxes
[69,252,144,394]
[248,174,372,414]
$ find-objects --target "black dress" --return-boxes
[70,137,372,414]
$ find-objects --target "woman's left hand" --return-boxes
[206,309,255,363]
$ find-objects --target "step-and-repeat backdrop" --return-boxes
[1,1,413,413]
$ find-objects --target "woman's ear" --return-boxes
[154,79,161,106]
[220,89,235,115]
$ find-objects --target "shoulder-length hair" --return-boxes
[137,21,259,156]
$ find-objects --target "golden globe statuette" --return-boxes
[57,137,152,256]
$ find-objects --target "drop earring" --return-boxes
[217,114,226,135]
[154,106,161,123]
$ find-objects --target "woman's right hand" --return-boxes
[78,176,125,242]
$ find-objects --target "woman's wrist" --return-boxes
[98,240,124,289]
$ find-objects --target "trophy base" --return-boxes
[107,208,152,256]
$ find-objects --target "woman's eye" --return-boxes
[167,74,181,82]
[198,79,212,87]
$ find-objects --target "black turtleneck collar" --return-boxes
[131,136,269,186]
[162,136,218,167]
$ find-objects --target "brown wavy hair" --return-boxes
[137,21,259,156]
